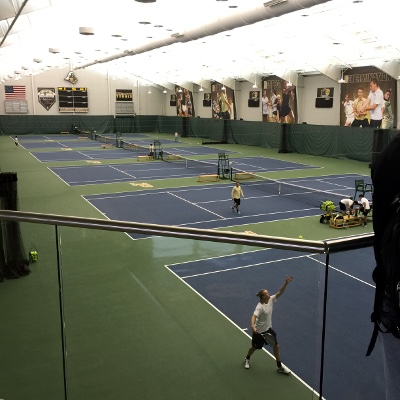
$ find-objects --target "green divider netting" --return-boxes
[158,116,184,135]
[113,116,136,133]
[1,114,397,163]
[186,117,225,141]
[0,115,114,135]
[226,120,280,148]
[132,115,159,133]
[286,124,375,162]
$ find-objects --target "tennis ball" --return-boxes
[298,235,303,239]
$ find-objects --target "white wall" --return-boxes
[1,68,397,127]
[296,74,341,125]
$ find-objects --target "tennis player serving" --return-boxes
[244,275,293,374]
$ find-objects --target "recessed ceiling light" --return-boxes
[154,25,163,28]
[146,36,153,39]
[139,21,151,25]
[135,0,156,3]
[229,5,238,7]
[111,33,122,37]
[79,27,94,35]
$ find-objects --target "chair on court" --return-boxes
[354,179,373,200]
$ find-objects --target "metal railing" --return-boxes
[0,210,375,400]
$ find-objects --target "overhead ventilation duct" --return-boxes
[77,0,332,69]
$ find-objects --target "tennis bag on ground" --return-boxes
[366,194,400,356]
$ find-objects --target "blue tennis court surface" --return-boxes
[50,157,317,185]
[31,145,234,162]
[166,247,384,400]
[21,140,101,149]
[83,173,369,238]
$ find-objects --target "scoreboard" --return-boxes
[58,87,88,112]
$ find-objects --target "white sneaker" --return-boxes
[237,211,241,215]
[277,366,291,375]
[244,359,250,369]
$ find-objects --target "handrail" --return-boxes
[0,210,374,254]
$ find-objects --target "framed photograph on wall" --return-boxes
[203,93,211,107]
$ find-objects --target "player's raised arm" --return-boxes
[275,276,293,299]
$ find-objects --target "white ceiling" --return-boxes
[1,0,399,88]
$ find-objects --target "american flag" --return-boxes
[5,85,26,100]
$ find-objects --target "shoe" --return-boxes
[277,366,291,375]
[231,206,234,211]
[244,359,250,369]
[237,211,241,215]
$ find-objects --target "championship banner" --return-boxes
[116,89,133,101]
[38,88,56,111]
[175,87,195,117]
[339,66,397,128]
[211,82,236,120]
[262,77,297,123]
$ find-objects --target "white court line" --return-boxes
[47,167,71,186]
[167,191,226,219]
[308,255,375,288]
[176,208,316,227]
[76,151,95,159]
[109,165,137,178]
[166,248,270,267]
[180,253,316,279]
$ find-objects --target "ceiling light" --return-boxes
[33,58,42,63]
[163,88,167,93]
[135,0,156,3]
[338,69,346,83]
[178,87,182,92]
[79,27,94,35]
[199,86,204,92]
[264,0,287,8]
[49,48,60,54]
[253,75,258,89]
[221,85,226,91]
[148,89,152,94]
[139,21,151,25]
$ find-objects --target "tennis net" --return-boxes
[120,140,149,155]
[231,168,345,210]
[94,134,117,146]
[162,152,219,175]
